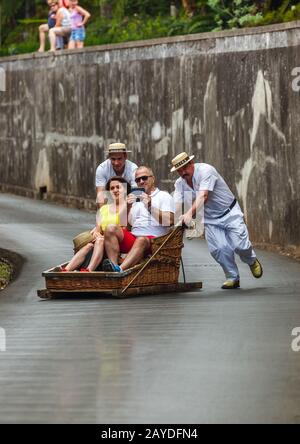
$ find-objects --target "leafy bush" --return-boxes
[257,2,300,25]
[206,0,263,29]
[1,0,300,56]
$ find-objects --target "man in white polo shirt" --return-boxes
[95,142,137,207]
[172,152,263,289]
[102,166,175,272]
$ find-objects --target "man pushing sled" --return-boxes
[171,152,263,289]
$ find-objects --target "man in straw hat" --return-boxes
[171,152,263,289]
[95,142,138,208]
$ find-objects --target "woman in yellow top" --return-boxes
[64,177,132,271]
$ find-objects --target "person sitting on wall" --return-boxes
[38,0,60,52]
[48,0,72,52]
[62,177,132,272]
[68,0,91,50]
[95,142,138,209]
[171,151,263,289]
[101,166,175,273]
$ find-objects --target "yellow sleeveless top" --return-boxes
[99,205,120,231]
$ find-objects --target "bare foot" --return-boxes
[37,48,45,53]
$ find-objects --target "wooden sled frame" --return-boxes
[37,282,203,299]
[37,226,202,299]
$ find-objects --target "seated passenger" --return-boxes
[102,166,175,273]
[63,177,132,272]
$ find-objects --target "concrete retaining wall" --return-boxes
[0,22,300,247]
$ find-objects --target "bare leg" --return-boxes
[76,41,84,49]
[121,237,150,271]
[49,27,63,51]
[87,237,105,271]
[104,226,124,264]
[68,39,76,50]
[65,243,94,271]
[38,24,49,52]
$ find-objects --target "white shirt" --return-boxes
[174,163,235,220]
[129,188,175,237]
[95,159,138,188]
[59,7,71,28]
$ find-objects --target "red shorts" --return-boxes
[119,228,154,254]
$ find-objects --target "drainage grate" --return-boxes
[39,186,47,200]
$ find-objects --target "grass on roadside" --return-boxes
[0,261,12,290]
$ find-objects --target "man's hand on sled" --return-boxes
[179,212,193,228]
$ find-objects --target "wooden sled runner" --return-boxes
[37,226,202,299]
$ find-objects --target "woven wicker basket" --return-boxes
[44,227,184,291]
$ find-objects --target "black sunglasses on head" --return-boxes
[135,175,153,183]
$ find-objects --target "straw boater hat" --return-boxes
[105,142,132,154]
[73,230,94,253]
[170,152,195,172]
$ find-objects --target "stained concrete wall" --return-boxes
[0,22,300,247]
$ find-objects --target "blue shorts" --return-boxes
[70,27,86,42]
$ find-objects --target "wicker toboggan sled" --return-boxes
[37,226,202,299]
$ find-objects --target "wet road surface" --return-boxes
[0,193,300,424]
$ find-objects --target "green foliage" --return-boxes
[86,15,192,45]
[1,0,300,56]
[206,0,263,29]
[257,1,300,25]
[18,19,45,24]
[167,14,215,37]
[123,0,170,16]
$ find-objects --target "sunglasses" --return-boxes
[135,175,153,183]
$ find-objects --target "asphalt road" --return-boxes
[0,193,300,424]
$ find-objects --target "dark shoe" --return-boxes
[221,280,240,289]
[96,262,103,272]
[249,259,263,278]
[102,259,122,273]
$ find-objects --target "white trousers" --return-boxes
[205,203,256,281]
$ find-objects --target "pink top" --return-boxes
[70,8,83,29]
